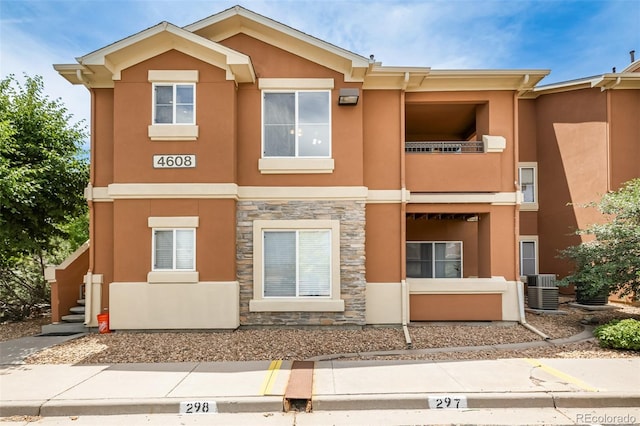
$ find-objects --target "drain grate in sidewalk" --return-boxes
[283,360,314,412]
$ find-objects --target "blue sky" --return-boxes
[1,0,639,129]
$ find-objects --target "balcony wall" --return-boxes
[405,151,503,192]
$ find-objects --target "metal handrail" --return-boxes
[405,141,484,153]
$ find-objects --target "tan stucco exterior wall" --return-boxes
[223,33,365,188]
[534,88,609,278]
[365,204,403,283]
[363,90,402,190]
[112,50,237,184]
[110,199,236,283]
[609,90,640,190]
[92,88,114,187]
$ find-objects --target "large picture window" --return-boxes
[250,219,343,312]
[406,242,462,278]
[153,229,195,271]
[153,83,195,125]
[263,230,331,297]
[263,91,331,158]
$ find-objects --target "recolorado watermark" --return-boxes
[576,412,636,425]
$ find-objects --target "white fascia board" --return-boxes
[77,21,254,84]
[185,6,368,81]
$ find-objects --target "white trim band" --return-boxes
[409,192,520,205]
[258,78,334,90]
[148,216,199,228]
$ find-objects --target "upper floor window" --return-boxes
[406,242,462,279]
[153,83,195,125]
[148,71,199,141]
[519,163,538,210]
[263,91,331,158]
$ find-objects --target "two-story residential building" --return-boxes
[48,6,639,331]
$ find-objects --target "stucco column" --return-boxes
[477,213,492,278]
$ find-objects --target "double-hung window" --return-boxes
[520,238,538,277]
[153,83,195,125]
[263,230,331,297]
[263,91,331,158]
[152,229,195,271]
[518,163,538,210]
[147,70,198,141]
[406,242,462,278]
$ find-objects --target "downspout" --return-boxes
[84,83,96,326]
[604,81,618,192]
[400,73,411,347]
[514,88,549,340]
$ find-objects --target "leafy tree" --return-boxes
[559,178,640,300]
[0,74,88,320]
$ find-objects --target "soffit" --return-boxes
[364,66,549,92]
[184,6,370,82]
[405,103,477,137]
[55,22,255,88]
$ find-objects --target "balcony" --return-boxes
[405,140,484,153]
[405,140,503,192]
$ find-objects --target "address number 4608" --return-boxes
[153,154,196,168]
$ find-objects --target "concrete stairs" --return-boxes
[41,299,87,335]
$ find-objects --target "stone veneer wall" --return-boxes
[237,200,366,325]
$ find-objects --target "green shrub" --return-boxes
[593,319,640,351]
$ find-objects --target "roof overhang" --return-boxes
[184,6,370,82]
[524,72,640,98]
[363,66,549,92]
[54,21,255,88]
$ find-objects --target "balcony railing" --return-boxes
[405,141,484,153]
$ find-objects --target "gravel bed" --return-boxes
[19,301,640,364]
[0,316,50,342]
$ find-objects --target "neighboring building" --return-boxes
[48,6,640,330]
[518,66,640,286]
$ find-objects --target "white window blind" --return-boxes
[520,240,537,276]
[263,230,331,297]
[153,229,195,271]
[520,167,535,203]
[298,231,331,296]
[154,230,173,269]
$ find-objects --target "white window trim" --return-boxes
[148,217,199,283]
[519,236,539,279]
[148,70,199,141]
[258,158,335,174]
[260,88,334,174]
[406,241,464,279]
[518,162,538,211]
[250,219,344,312]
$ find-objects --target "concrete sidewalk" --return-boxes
[1,358,639,417]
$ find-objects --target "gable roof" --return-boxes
[55,5,550,93]
[184,5,371,82]
[54,21,255,88]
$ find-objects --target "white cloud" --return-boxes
[2,0,637,130]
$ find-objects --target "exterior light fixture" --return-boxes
[338,88,359,106]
